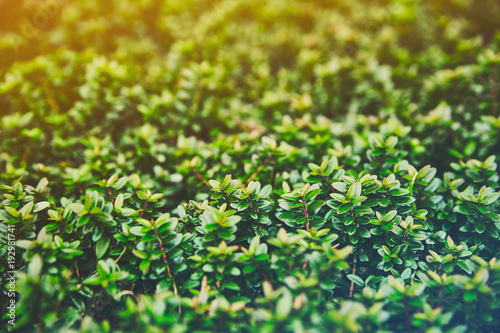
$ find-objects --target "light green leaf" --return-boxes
[28,255,43,277]
[115,193,124,211]
[33,201,50,213]
[276,291,292,319]
[347,274,364,287]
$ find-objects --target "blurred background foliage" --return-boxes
[0,0,500,197]
[1,0,500,332]
[0,0,499,207]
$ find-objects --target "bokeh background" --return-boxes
[0,0,500,203]
[2,2,500,331]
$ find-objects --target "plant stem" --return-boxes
[139,201,148,217]
[114,247,127,264]
[385,192,395,210]
[41,77,60,114]
[107,188,115,203]
[403,293,412,330]
[376,148,387,172]
[247,197,254,211]
[245,149,275,185]
[302,196,310,231]
[192,168,210,186]
[151,219,178,296]
[322,176,336,193]
[349,252,357,298]
[222,191,230,206]
[253,257,271,284]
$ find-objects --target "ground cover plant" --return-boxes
[1,0,500,332]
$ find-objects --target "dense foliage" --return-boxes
[1,0,500,332]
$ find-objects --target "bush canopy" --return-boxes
[1,0,500,332]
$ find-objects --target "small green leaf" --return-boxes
[332,182,346,192]
[353,206,372,215]
[416,165,431,179]
[464,291,477,302]
[464,141,476,156]
[132,249,148,260]
[19,201,34,218]
[351,196,367,204]
[96,235,110,259]
[139,260,150,274]
[389,188,409,197]
[114,177,129,190]
[401,268,412,280]
[115,193,124,211]
[330,193,346,202]
[243,265,257,273]
[384,210,398,222]
[358,227,371,238]
[337,203,352,214]
[484,192,500,205]
[347,274,364,287]
[347,183,362,199]
[428,250,442,262]
[82,276,101,285]
[28,254,43,277]
[276,291,292,319]
[33,201,50,213]
[454,205,477,215]
[178,205,186,218]
[260,184,273,198]
[475,221,485,234]
[249,236,260,254]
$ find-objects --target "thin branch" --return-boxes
[238,245,272,286]
[252,256,271,286]
[91,287,101,319]
[107,188,115,203]
[247,197,254,211]
[114,247,127,264]
[376,148,387,172]
[41,77,60,114]
[222,191,230,206]
[403,293,412,330]
[322,176,336,193]
[385,192,395,210]
[302,196,310,231]
[245,149,275,185]
[349,253,357,298]
[37,316,43,333]
[75,262,81,278]
[139,201,148,218]
[59,217,78,238]
[113,290,137,302]
[192,168,210,186]
[151,219,178,296]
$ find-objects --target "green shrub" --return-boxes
[1,0,500,332]
[2,150,500,332]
